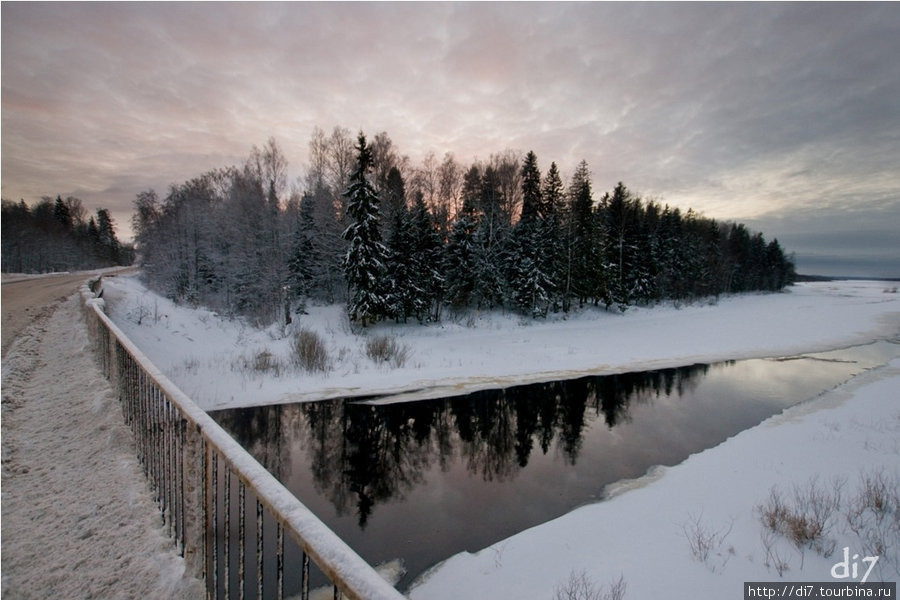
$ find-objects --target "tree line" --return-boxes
[1,196,133,273]
[132,128,795,326]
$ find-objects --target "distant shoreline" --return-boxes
[794,273,900,282]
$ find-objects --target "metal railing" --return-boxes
[80,278,405,600]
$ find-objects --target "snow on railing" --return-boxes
[80,277,405,600]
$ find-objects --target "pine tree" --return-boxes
[656,205,685,299]
[508,151,552,317]
[601,182,636,310]
[342,133,388,326]
[444,166,481,308]
[95,208,121,264]
[285,195,317,313]
[53,195,72,231]
[765,238,794,291]
[472,165,508,309]
[627,197,658,305]
[567,161,596,307]
[519,151,541,224]
[542,162,567,311]
[381,166,406,238]
[384,204,425,322]
[507,225,553,317]
[408,192,444,321]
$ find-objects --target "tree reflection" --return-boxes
[211,363,712,527]
[213,404,290,480]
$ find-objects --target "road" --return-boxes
[1,270,130,356]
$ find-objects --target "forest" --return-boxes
[1,196,133,273]
[131,128,796,326]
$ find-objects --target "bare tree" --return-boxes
[326,125,356,199]
[436,152,464,232]
[490,149,523,225]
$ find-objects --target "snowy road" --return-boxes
[1,277,200,599]
[1,272,92,355]
[1,268,135,355]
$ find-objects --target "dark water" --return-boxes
[209,340,899,591]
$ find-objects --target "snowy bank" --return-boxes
[407,356,900,598]
[99,275,900,411]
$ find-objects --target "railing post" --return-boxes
[180,421,207,581]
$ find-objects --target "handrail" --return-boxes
[79,278,405,600]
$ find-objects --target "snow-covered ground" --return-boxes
[99,274,900,412]
[90,276,900,597]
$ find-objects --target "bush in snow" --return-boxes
[233,349,283,377]
[553,571,626,600]
[756,476,844,557]
[365,335,409,368]
[292,329,329,373]
[845,469,900,577]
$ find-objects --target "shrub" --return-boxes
[757,476,844,556]
[846,469,900,576]
[682,512,734,571]
[758,471,900,579]
[365,335,410,368]
[234,349,281,376]
[253,350,280,374]
[553,571,626,600]
[292,329,329,373]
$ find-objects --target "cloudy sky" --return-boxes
[3,2,899,277]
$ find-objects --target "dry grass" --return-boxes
[845,469,900,577]
[553,571,626,600]
[292,328,330,373]
[365,335,410,368]
[682,512,734,573]
[756,476,843,557]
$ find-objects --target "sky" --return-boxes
[2,2,899,278]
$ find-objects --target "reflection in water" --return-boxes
[210,340,900,590]
[216,365,708,527]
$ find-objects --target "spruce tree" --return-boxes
[542,162,567,311]
[519,151,541,223]
[95,208,121,264]
[567,161,596,307]
[409,193,444,321]
[53,196,72,231]
[342,133,388,326]
[384,204,426,323]
[285,195,317,313]
[444,166,481,308]
[472,165,508,309]
[602,182,636,309]
[508,151,552,317]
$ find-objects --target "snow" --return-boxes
[1,294,203,599]
[6,274,896,598]
[98,274,900,411]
